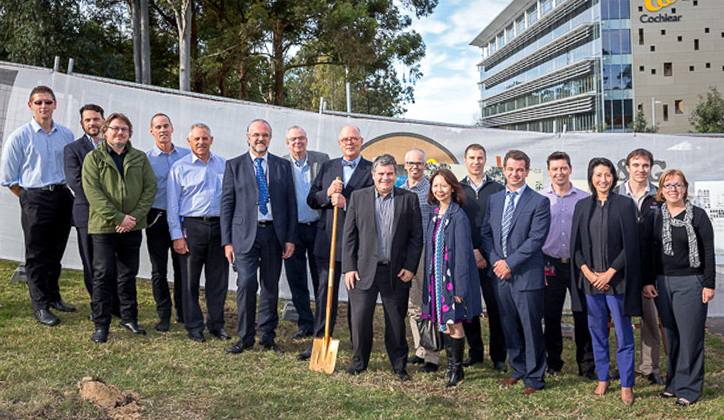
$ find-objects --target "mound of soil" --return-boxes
[77,377,143,420]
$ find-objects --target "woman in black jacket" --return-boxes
[570,157,641,405]
[645,169,715,406]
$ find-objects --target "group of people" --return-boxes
[0,86,715,407]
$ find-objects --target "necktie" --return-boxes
[255,157,269,215]
[342,159,356,169]
[501,190,518,258]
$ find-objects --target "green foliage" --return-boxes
[628,109,656,133]
[690,87,724,133]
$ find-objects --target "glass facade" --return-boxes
[600,0,633,131]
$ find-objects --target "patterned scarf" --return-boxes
[432,208,450,333]
[661,200,700,268]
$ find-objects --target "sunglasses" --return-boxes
[32,100,54,106]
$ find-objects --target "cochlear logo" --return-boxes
[645,0,678,12]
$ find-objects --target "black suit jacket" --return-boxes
[307,157,374,261]
[64,135,95,228]
[220,152,298,254]
[342,186,423,290]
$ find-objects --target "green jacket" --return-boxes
[82,140,157,234]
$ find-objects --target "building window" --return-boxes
[639,65,645,72]
[675,100,684,114]
[671,8,676,13]
[690,66,695,71]
[663,104,669,122]
[651,68,656,75]
[705,28,710,34]
[694,39,699,50]
[678,36,683,42]
[638,6,643,12]
[638,103,643,111]
[604,29,632,55]
[661,30,666,36]
[693,0,698,5]
[527,4,538,26]
[664,62,672,76]
[541,0,553,16]
[706,62,711,68]
[639,29,644,45]
[650,45,656,52]
[515,16,525,36]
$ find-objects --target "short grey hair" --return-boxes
[286,125,307,139]
[189,123,211,137]
[247,119,272,136]
[405,148,427,163]
[372,154,398,173]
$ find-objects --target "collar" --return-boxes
[462,175,487,188]
[375,187,394,199]
[544,183,578,197]
[342,155,362,168]
[30,118,57,134]
[150,143,178,157]
[292,154,308,167]
[506,184,527,196]
[106,143,128,156]
[623,180,655,198]
[191,152,215,164]
[85,133,101,147]
[250,151,268,163]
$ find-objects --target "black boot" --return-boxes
[446,337,465,387]
[443,334,454,379]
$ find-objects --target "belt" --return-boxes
[299,221,318,227]
[257,220,274,227]
[545,255,570,264]
[377,260,390,266]
[185,216,220,221]
[25,183,67,192]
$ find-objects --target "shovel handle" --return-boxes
[323,177,341,345]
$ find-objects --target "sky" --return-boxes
[400,0,510,125]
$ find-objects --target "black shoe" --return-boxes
[88,313,95,322]
[446,337,465,387]
[582,369,598,381]
[92,327,109,343]
[297,345,313,361]
[462,355,484,367]
[50,300,76,313]
[546,366,561,376]
[154,319,170,332]
[188,331,206,343]
[611,369,620,380]
[119,321,146,335]
[260,340,283,354]
[407,355,425,365]
[292,330,313,340]
[225,340,253,354]
[396,369,411,382]
[494,361,508,373]
[646,372,665,385]
[209,329,232,340]
[346,367,365,376]
[418,362,439,373]
[175,315,184,323]
[34,309,60,327]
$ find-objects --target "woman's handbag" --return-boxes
[416,318,443,351]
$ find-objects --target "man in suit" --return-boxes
[221,119,298,355]
[481,149,551,396]
[296,125,374,361]
[342,154,423,380]
[283,126,329,339]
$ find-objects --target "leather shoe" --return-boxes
[209,329,232,340]
[494,361,508,373]
[581,369,597,381]
[119,321,146,335]
[225,340,253,354]
[646,372,665,385]
[155,319,170,332]
[407,355,424,365]
[188,331,206,342]
[34,309,60,327]
[611,369,620,380]
[462,356,484,367]
[499,377,519,386]
[523,386,538,396]
[546,367,560,376]
[292,330,313,340]
[260,340,283,354]
[92,327,109,343]
[49,300,76,312]
[396,369,411,382]
[346,367,365,376]
[418,362,439,373]
[175,315,184,323]
[297,345,313,361]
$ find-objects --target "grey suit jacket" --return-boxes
[283,150,330,221]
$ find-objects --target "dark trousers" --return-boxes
[178,218,228,334]
[313,257,342,338]
[496,280,546,389]
[462,269,507,363]
[19,188,73,311]
[283,222,319,333]
[91,231,142,327]
[348,264,409,372]
[77,226,120,313]
[234,224,282,345]
[655,274,707,403]
[543,256,594,374]
[146,208,183,321]
[587,293,635,387]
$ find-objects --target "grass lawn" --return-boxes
[1,259,723,419]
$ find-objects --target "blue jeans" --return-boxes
[586,293,635,387]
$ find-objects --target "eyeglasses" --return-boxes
[287,136,307,142]
[249,133,270,140]
[107,126,129,133]
[405,162,425,168]
[663,183,685,190]
[32,100,54,106]
[339,137,361,143]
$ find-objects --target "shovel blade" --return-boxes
[309,337,340,374]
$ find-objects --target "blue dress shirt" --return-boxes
[166,153,226,240]
[146,144,191,210]
[291,155,319,223]
[342,155,362,187]
[0,119,74,188]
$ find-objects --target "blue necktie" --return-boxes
[342,159,356,169]
[501,190,517,258]
[255,157,269,215]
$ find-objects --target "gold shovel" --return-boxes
[310,181,341,374]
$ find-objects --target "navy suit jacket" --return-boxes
[481,185,551,292]
[307,157,373,261]
[64,136,95,228]
[220,152,298,254]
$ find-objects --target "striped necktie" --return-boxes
[255,157,269,215]
[501,190,518,258]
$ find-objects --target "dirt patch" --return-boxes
[77,377,143,420]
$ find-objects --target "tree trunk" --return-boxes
[271,17,284,106]
[238,50,249,100]
[190,3,203,92]
[177,0,192,91]
[128,0,142,83]
[140,0,151,84]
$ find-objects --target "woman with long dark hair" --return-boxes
[570,157,641,404]
[645,169,715,406]
[421,168,482,387]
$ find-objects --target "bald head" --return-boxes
[338,125,363,161]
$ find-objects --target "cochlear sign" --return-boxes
[641,0,682,23]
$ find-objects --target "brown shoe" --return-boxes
[498,377,519,386]
[523,386,538,396]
